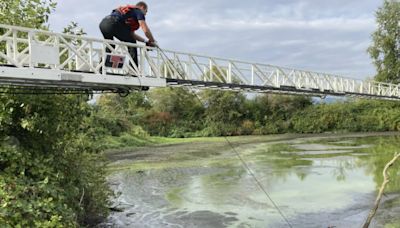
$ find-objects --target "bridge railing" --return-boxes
[151,49,400,97]
[0,24,399,98]
[0,24,146,76]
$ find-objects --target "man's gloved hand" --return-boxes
[145,41,159,48]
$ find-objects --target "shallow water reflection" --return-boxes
[105,134,400,228]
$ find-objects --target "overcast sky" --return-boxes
[48,0,383,80]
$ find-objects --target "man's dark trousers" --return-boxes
[99,15,138,67]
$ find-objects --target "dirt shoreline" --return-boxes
[106,132,400,162]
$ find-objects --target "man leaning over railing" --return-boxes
[99,1,157,68]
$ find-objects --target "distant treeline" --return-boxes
[89,88,400,149]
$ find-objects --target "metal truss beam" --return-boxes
[0,24,399,100]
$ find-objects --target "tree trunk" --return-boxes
[363,153,400,228]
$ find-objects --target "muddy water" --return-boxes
[104,134,400,228]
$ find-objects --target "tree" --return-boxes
[92,92,151,138]
[200,90,246,136]
[145,87,205,137]
[368,0,400,83]
[0,2,110,226]
[0,0,57,28]
[0,93,111,227]
[253,94,312,134]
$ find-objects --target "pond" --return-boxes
[104,133,400,228]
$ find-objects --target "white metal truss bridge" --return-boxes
[0,24,399,99]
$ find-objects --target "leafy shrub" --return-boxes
[0,94,110,227]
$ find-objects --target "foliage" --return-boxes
[0,93,110,227]
[93,92,150,135]
[95,87,400,140]
[0,144,76,227]
[145,88,204,137]
[85,92,152,150]
[0,0,57,28]
[0,0,56,64]
[256,95,312,134]
[368,0,400,83]
[1,0,399,227]
[0,2,110,226]
[63,21,87,37]
[291,100,400,133]
[200,90,246,136]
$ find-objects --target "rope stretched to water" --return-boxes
[157,47,293,228]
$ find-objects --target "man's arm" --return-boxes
[138,20,155,42]
[131,32,146,43]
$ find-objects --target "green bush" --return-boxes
[291,100,400,133]
[0,94,110,227]
[94,90,400,139]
